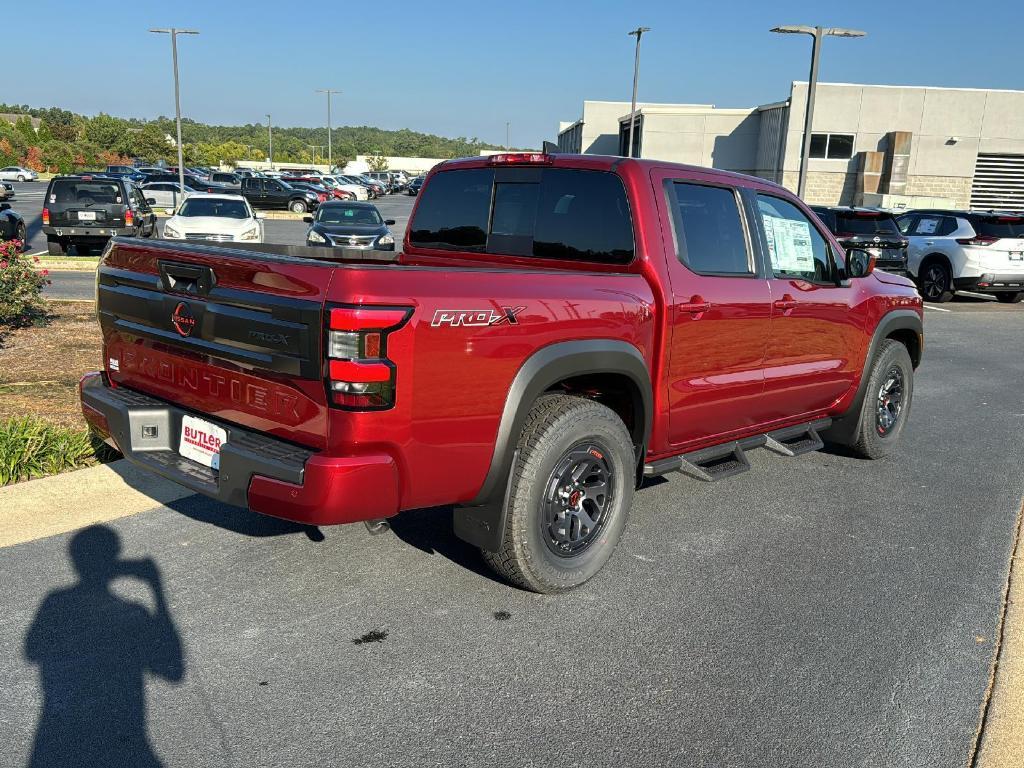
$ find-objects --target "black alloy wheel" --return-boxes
[541,443,614,557]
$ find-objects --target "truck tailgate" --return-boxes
[97,239,333,449]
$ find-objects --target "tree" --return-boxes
[14,116,37,143]
[367,153,389,171]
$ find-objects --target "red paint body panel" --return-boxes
[82,154,922,528]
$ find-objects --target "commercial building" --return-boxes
[556,84,1024,210]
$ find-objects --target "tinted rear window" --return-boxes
[410,167,635,264]
[49,179,123,205]
[835,213,900,235]
[974,217,1024,238]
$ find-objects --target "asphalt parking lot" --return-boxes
[1,305,1022,767]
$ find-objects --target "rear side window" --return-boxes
[410,167,635,264]
[835,213,900,235]
[668,182,751,275]
[49,179,123,205]
[909,216,956,237]
[973,216,1024,238]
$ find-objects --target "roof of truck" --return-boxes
[436,153,787,191]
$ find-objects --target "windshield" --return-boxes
[836,213,900,235]
[177,198,251,219]
[316,206,382,226]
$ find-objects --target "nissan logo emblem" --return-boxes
[171,302,196,337]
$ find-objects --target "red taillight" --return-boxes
[956,235,999,246]
[125,208,134,227]
[487,152,553,165]
[325,305,412,409]
[42,208,50,225]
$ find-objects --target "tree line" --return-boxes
[0,103,506,172]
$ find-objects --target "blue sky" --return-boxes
[4,0,1021,148]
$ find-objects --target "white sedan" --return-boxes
[161,194,264,243]
[141,182,193,211]
[0,166,38,182]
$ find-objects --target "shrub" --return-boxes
[0,416,107,486]
[0,240,49,328]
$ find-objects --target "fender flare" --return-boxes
[822,309,923,446]
[454,339,652,552]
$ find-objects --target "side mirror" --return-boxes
[303,215,313,223]
[146,197,157,205]
[164,208,175,215]
[385,219,396,225]
[845,248,876,278]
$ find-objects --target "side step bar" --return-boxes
[643,418,831,483]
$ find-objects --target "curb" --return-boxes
[0,460,193,548]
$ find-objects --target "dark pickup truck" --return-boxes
[80,152,923,592]
[240,177,320,213]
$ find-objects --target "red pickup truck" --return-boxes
[80,153,923,593]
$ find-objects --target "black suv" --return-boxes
[42,175,158,255]
[240,177,320,213]
[811,206,909,274]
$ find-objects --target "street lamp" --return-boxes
[626,26,651,159]
[149,28,199,195]
[266,114,273,170]
[315,89,340,171]
[771,25,866,199]
[506,121,511,150]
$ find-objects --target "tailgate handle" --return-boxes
[159,261,216,296]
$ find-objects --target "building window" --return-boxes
[809,133,855,160]
[618,115,642,157]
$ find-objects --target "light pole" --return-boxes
[771,25,866,199]
[506,121,511,150]
[626,26,650,158]
[266,114,273,170]
[150,28,199,196]
[315,89,340,171]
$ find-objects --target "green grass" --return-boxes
[0,416,110,486]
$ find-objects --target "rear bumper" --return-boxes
[43,225,135,240]
[954,273,1024,292]
[79,372,400,525]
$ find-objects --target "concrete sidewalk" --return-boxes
[974,501,1024,767]
[0,460,191,547]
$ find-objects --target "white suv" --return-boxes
[897,211,1024,303]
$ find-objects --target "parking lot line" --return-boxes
[925,305,952,312]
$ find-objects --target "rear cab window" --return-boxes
[409,167,634,265]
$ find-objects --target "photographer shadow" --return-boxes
[23,525,183,768]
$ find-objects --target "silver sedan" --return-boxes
[0,166,38,182]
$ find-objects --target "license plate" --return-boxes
[77,211,97,221]
[1010,252,1023,262]
[179,415,227,470]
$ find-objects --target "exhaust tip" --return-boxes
[364,519,391,536]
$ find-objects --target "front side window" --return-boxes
[756,194,835,283]
[669,182,751,275]
[809,133,856,160]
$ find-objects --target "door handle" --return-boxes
[679,295,711,316]
[773,295,797,314]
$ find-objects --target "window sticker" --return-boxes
[763,215,814,272]
[916,218,939,235]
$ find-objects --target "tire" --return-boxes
[916,259,953,303]
[15,222,27,248]
[847,340,914,460]
[46,237,66,256]
[995,291,1023,304]
[482,394,635,593]
[289,200,307,213]
[17,175,26,183]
